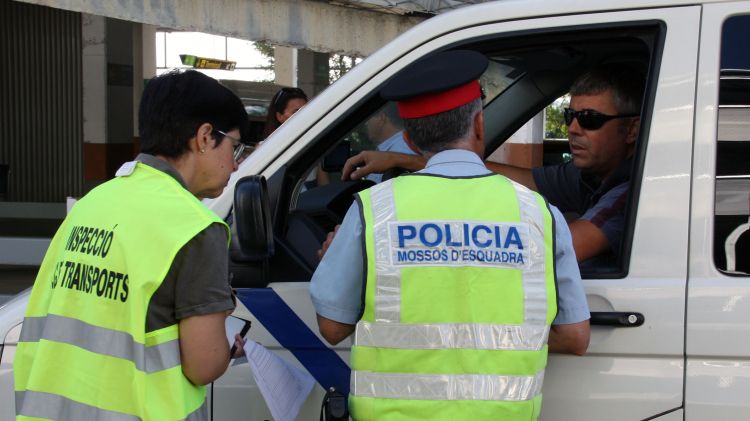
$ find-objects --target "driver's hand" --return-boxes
[342,151,401,181]
[317,225,341,260]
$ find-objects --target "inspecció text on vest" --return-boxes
[48,225,130,303]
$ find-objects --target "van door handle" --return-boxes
[590,312,644,327]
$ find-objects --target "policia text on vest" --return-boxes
[391,220,530,267]
[49,224,129,303]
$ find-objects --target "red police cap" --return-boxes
[381,50,488,119]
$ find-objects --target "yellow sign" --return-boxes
[179,54,236,71]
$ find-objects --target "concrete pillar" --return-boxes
[82,16,139,189]
[81,14,107,185]
[487,112,545,169]
[274,46,297,87]
[106,18,134,146]
[141,25,157,80]
[298,49,329,97]
[274,46,330,97]
[133,24,156,151]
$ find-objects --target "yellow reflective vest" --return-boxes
[14,162,227,421]
[350,174,557,421]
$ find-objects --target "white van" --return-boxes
[2,0,749,419]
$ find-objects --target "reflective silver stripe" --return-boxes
[355,320,549,350]
[16,390,208,421]
[19,314,181,373]
[369,182,401,322]
[16,390,140,421]
[351,370,545,401]
[511,182,549,325]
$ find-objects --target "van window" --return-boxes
[271,25,660,283]
[714,15,750,275]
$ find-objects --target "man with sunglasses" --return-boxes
[341,64,644,266]
[497,64,643,266]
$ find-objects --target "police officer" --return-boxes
[364,102,416,183]
[310,50,590,420]
[14,70,247,420]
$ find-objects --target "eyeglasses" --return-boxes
[215,130,246,161]
[563,108,639,130]
[272,87,307,109]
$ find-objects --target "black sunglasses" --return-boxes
[273,87,307,109]
[563,108,639,130]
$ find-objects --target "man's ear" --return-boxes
[192,122,214,153]
[626,117,640,145]
[469,111,486,156]
[474,111,485,142]
[374,112,387,131]
[402,131,422,155]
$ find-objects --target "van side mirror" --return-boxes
[233,175,274,261]
[322,141,351,172]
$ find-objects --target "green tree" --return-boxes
[254,41,275,69]
[255,43,361,84]
[329,53,362,83]
[544,95,569,140]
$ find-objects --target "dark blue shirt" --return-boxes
[532,159,632,265]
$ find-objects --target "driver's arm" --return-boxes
[341,152,541,194]
[484,161,538,191]
[568,219,610,263]
[572,182,629,263]
[342,151,426,181]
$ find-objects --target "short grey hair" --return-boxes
[403,98,482,153]
[569,64,645,115]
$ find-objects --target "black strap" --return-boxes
[320,387,349,421]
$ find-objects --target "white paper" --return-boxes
[225,316,246,347]
[243,340,316,421]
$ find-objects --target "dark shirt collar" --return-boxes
[580,157,633,199]
[135,153,188,190]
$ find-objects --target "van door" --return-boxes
[214,5,701,421]
[686,4,750,420]
[538,7,699,421]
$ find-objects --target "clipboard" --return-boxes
[230,318,252,356]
